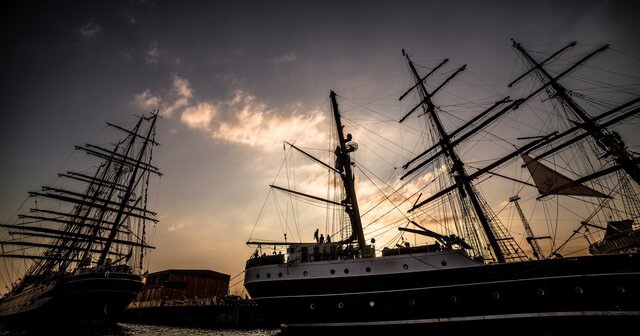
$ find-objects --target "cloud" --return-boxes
[163,74,194,117]
[208,90,325,149]
[172,75,193,98]
[79,21,101,39]
[167,223,185,232]
[145,43,159,64]
[164,97,190,117]
[132,75,326,150]
[121,11,136,24]
[133,89,161,110]
[133,74,192,117]
[181,102,217,130]
[270,52,298,63]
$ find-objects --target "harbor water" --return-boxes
[0,323,281,336]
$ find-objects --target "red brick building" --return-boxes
[134,269,230,306]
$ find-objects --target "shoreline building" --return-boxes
[133,269,230,307]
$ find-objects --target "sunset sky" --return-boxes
[1,0,639,294]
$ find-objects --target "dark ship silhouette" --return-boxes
[0,112,161,324]
[244,40,640,334]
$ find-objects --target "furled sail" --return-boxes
[521,154,610,198]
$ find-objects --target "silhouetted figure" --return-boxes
[314,229,319,242]
[319,234,325,244]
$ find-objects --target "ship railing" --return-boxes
[245,253,285,268]
[129,297,221,308]
[301,243,372,262]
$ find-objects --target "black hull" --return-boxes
[279,315,639,336]
[245,252,640,334]
[0,271,145,324]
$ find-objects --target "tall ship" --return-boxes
[243,40,640,334]
[0,112,161,323]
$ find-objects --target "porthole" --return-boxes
[408,298,416,306]
[492,291,500,299]
[616,285,626,294]
[365,267,371,273]
[575,286,584,294]
[369,301,375,307]
[303,271,308,276]
[537,288,545,296]
[403,264,409,270]
[337,302,344,309]
[278,272,283,278]
[266,273,271,278]
[441,260,447,267]
[256,274,260,279]
[450,295,457,303]
[344,268,350,274]
[309,303,315,310]
[330,269,335,275]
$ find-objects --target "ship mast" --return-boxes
[97,112,158,266]
[511,40,640,187]
[245,92,367,250]
[330,91,366,251]
[401,53,506,263]
[0,112,160,278]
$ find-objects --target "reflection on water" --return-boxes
[3,321,635,336]
[0,322,281,336]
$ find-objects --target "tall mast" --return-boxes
[97,113,158,265]
[512,40,640,186]
[403,54,506,263]
[330,91,366,251]
[0,112,160,282]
